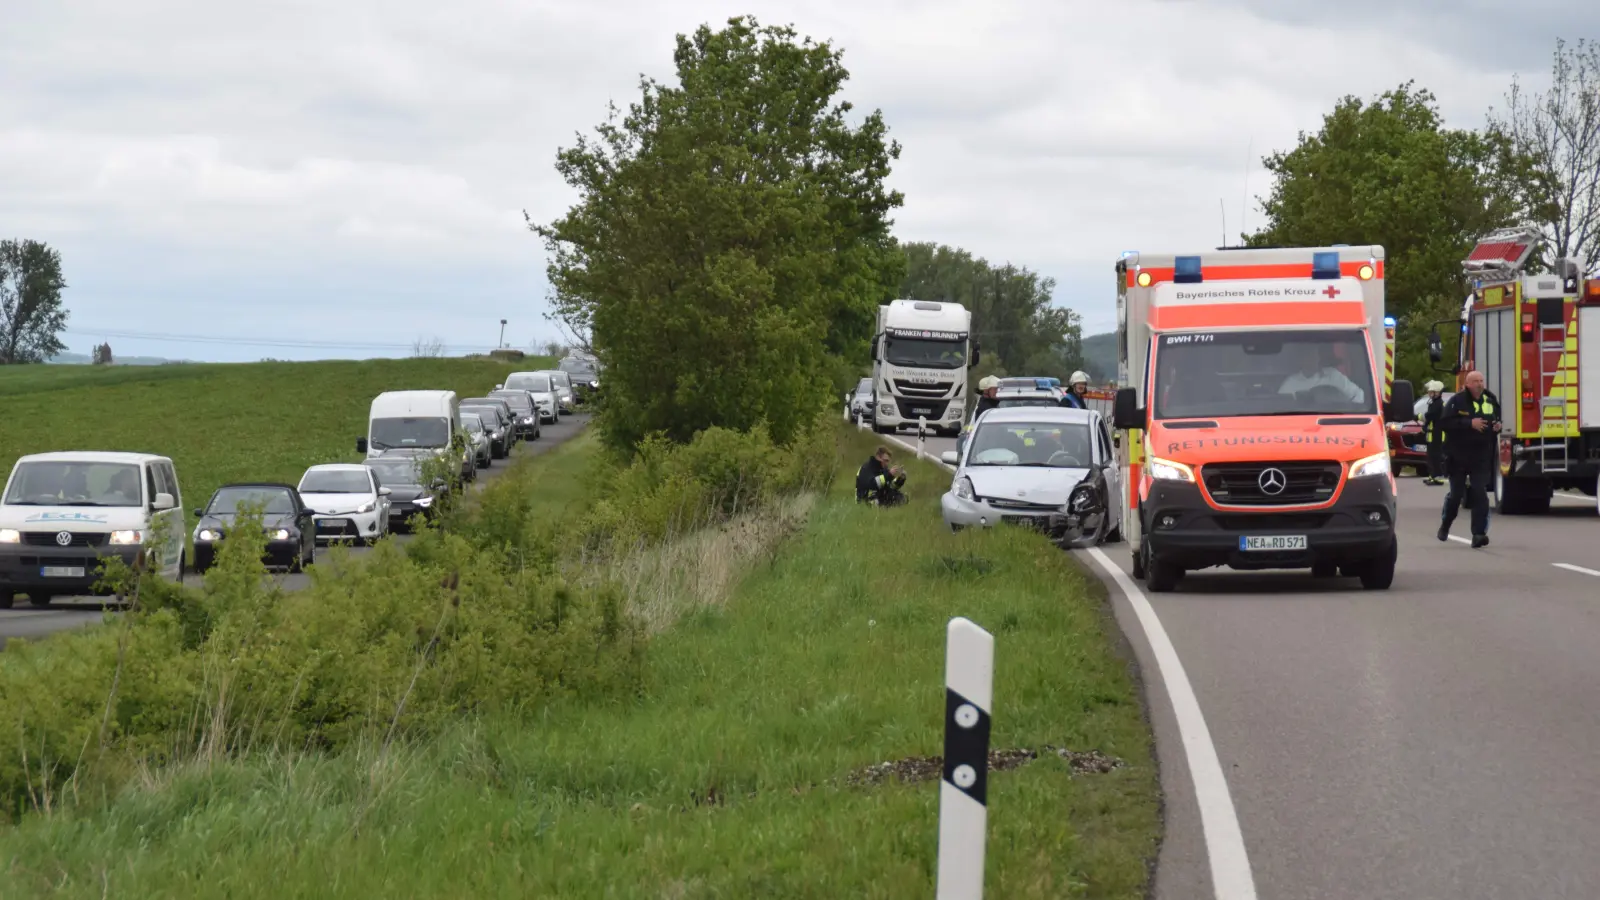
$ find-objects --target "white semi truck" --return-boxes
[870,299,977,437]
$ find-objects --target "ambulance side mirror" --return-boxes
[1427,328,1443,364]
[1386,380,1416,423]
[1112,387,1143,430]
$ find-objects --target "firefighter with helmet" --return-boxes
[1421,379,1447,485]
[973,375,1002,419]
[1061,371,1091,409]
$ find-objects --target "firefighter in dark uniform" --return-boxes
[1422,379,1448,485]
[856,445,907,506]
[1437,370,1501,548]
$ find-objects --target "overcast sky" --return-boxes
[2,0,1584,362]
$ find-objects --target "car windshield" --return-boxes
[365,459,424,487]
[549,373,571,387]
[369,416,449,450]
[966,422,1093,468]
[855,378,873,394]
[884,335,967,369]
[1153,329,1377,419]
[559,359,595,376]
[208,486,295,515]
[299,470,372,494]
[462,406,500,426]
[462,414,484,433]
[490,391,533,412]
[505,374,551,393]
[2,461,144,507]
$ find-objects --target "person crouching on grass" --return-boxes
[856,445,907,507]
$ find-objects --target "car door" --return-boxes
[292,489,314,555]
[1095,417,1121,532]
[369,467,390,526]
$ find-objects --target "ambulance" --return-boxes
[1111,246,1413,592]
[1426,226,1600,514]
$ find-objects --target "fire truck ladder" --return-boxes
[1539,319,1570,473]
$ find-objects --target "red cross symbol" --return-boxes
[1322,285,1341,298]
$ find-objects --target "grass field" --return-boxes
[0,426,1160,898]
[0,357,552,522]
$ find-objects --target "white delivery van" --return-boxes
[356,390,470,481]
[0,451,186,608]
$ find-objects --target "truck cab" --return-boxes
[870,299,976,437]
[1112,246,1413,592]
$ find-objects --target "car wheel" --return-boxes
[0,591,13,610]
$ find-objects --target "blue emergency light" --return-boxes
[1312,252,1341,279]
[1174,255,1203,284]
[1383,316,1396,327]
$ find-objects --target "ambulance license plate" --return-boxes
[1240,535,1306,551]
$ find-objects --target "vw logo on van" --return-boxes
[1257,468,1287,495]
[55,531,72,546]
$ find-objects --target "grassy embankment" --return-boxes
[0,356,554,519]
[1,420,1160,898]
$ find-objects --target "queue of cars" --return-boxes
[0,359,599,608]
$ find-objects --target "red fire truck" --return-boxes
[1428,226,1600,513]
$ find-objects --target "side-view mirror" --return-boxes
[192,508,203,518]
[378,486,392,496]
[1386,379,1416,423]
[356,436,368,454]
[1112,387,1143,431]
[971,347,981,366]
[495,383,504,390]
[1427,328,1443,364]
[940,451,959,465]
[153,492,175,510]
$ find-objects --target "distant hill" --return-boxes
[47,352,185,366]
[1082,332,1115,383]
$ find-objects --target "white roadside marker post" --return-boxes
[844,393,851,422]
[917,416,929,461]
[937,616,994,900]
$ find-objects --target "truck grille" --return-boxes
[892,379,956,398]
[22,531,107,547]
[1201,461,1342,506]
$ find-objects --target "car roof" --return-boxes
[16,451,170,465]
[212,482,298,492]
[977,406,1097,425]
[302,463,370,473]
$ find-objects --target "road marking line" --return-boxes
[1554,562,1600,577]
[886,431,1257,898]
[1084,547,1258,900]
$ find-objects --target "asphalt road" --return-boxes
[891,421,1600,900]
[0,413,590,650]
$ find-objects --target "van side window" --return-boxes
[159,462,179,504]
[145,465,161,506]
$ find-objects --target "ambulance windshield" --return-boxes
[1153,329,1377,419]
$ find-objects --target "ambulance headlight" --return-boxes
[1349,452,1391,479]
[1146,457,1196,483]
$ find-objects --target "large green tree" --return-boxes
[530,16,905,451]
[898,241,1085,387]
[0,239,69,365]
[1247,82,1530,386]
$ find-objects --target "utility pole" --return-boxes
[498,319,507,349]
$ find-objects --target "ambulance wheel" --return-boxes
[1358,538,1397,590]
[1142,542,1181,592]
[1311,560,1338,578]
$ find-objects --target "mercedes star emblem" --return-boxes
[1257,467,1287,495]
[55,531,72,546]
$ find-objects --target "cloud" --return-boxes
[0,0,1563,360]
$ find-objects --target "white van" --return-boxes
[356,390,471,482]
[0,451,186,608]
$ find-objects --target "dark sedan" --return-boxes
[461,403,513,459]
[488,390,542,440]
[558,356,601,402]
[191,483,315,573]
[364,457,446,533]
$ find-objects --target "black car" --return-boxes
[191,483,315,573]
[558,356,601,402]
[488,390,542,440]
[461,402,513,458]
[364,457,446,533]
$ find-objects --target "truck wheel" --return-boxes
[1358,538,1397,590]
[29,592,53,608]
